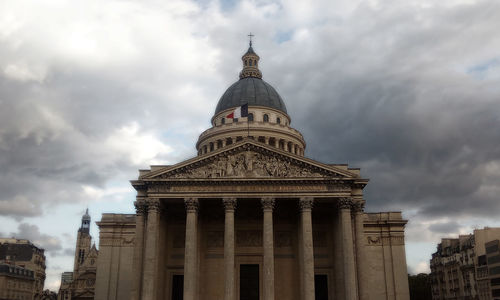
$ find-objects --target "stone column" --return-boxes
[262,197,276,300]
[131,199,146,300]
[264,137,270,145]
[223,198,237,300]
[184,198,199,300]
[141,198,161,300]
[338,198,357,300]
[299,197,315,300]
[222,139,226,147]
[353,200,368,300]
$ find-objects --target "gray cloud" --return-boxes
[9,223,63,253]
[1,0,500,282]
[428,221,462,234]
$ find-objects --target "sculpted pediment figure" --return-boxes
[142,141,358,180]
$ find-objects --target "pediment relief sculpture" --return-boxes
[158,149,344,179]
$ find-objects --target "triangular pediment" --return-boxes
[142,140,358,180]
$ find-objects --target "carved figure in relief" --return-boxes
[167,150,327,179]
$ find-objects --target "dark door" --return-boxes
[172,274,183,300]
[315,274,328,300]
[240,264,259,300]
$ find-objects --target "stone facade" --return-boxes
[0,263,35,300]
[0,238,46,299]
[58,210,98,300]
[430,227,500,300]
[94,42,410,300]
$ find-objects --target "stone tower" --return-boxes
[73,209,92,274]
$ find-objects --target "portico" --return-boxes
[130,141,369,300]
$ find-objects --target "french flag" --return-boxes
[226,104,248,119]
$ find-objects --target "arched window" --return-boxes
[263,114,269,122]
[210,142,214,152]
[255,60,258,66]
[277,117,281,124]
[248,113,254,122]
[245,60,247,66]
[221,118,225,125]
[249,60,252,66]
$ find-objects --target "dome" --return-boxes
[215,77,288,115]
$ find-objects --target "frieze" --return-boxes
[366,235,405,246]
[158,149,343,179]
[207,231,224,248]
[166,184,345,193]
[236,230,262,247]
[275,231,292,247]
[99,236,135,247]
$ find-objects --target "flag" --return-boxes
[226,104,248,119]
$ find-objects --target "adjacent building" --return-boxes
[94,42,411,300]
[0,263,35,300]
[0,238,46,299]
[430,227,500,300]
[58,210,98,300]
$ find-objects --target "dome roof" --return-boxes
[215,77,287,115]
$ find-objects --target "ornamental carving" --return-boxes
[366,235,405,246]
[236,230,262,247]
[223,198,237,211]
[275,231,292,247]
[147,198,161,213]
[160,149,339,179]
[351,201,365,213]
[207,231,224,248]
[261,197,275,211]
[134,200,147,215]
[299,197,314,211]
[184,198,199,212]
[337,197,352,210]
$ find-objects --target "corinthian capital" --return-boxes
[223,197,237,211]
[134,199,147,215]
[352,200,365,213]
[146,198,161,213]
[337,197,353,210]
[184,198,199,212]
[299,197,314,211]
[261,197,275,211]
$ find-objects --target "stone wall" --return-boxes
[94,214,135,300]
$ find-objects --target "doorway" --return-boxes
[171,274,183,300]
[240,264,259,300]
[314,274,328,300]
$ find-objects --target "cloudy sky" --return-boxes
[1,0,500,291]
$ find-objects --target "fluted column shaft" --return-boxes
[223,198,237,300]
[354,201,368,300]
[299,197,315,300]
[339,198,357,300]
[262,197,276,300]
[184,198,199,300]
[142,198,161,300]
[131,200,146,300]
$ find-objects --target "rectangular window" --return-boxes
[487,243,499,254]
[490,266,500,275]
[488,255,500,265]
